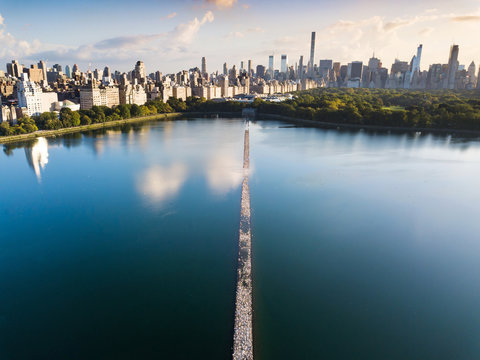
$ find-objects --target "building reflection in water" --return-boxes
[24,137,49,182]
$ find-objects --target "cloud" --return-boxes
[21,11,214,66]
[0,12,41,59]
[205,152,243,195]
[226,31,244,39]
[247,27,264,33]
[173,11,214,46]
[167,12,177,19]
[137,164,188,206]
[450,15,480,22]
[242,4,250,9]
[419,27,434,36]
[205,0,237,8]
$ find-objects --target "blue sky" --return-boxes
[0,0,479,74]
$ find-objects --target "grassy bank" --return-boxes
[0,112,182,144]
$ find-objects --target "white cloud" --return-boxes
[205,0,238,9]
[0,13,41,59]
[137,163,188,206]
[20,11,214,67]
[173,11,214,46]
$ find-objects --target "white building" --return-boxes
[17,74,58,116]
[53,100,81,112]
[80,85,120,110]
[120,83,147,106]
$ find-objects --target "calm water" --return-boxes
[1,118,480,359]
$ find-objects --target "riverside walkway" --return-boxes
[232,123,253,360]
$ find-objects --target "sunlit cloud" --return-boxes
[12,11,214,66]
[205,152,243,195]
[137,164,188,206]
[205,0,238,9]
[0,12,41,59]
[450,15,480,22]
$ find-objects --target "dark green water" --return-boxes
[1,118,480,359]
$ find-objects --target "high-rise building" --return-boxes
[268,55,274,78]
[17,73,58,116]
[256,65,266,79]
[38,61,47,81]
[348,61,363,79]
[446,44,459,89]
[223,63,228,76]
[6,60,23,78]
[135,60,146,83]
[281,55,288,74]
[391,59,409,75]
[467,61,477,88]
[319,59,333,78]
[25,65,44,83]
[411,44,423,74]
[248,60,252,75]
[201,57,207,76]
[65,65,71,79]
[298,56,304,79]
[53,64,62,73]
[477,65,480,89]
[309,32,316,74]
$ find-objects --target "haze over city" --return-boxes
[1,0,479,73]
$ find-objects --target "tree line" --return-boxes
[2,88,480,136]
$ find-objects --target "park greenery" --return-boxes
[2,88,480,137]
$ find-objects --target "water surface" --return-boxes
[1,118,480,359]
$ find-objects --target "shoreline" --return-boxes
[2,110,480,144]
[0,112,183,144]
[258,113,480,136]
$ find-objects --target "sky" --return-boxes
[0,0,479,74]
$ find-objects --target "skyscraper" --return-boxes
[309,32,316,74]
[467,61,477,88]
[446,45,459,89]
[298,56,304,79]
[223,63,228,76]
[135,61,146,83]
[268,55,274,78]
[319,60,333,78]
[65,65,71,79]
[281,55,288,74]
[248,60,252,75]
[256,65,266,79]
[201,57,207,76]
[38,60,47,81]
[412,44,423,73]
[348,61,363,80]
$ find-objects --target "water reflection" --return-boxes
[205,151,243,195]
[24,137,49,182]
[137,163,188,207]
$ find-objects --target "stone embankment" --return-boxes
[232,125,253,360]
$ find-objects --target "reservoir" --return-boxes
[1,118,480,359]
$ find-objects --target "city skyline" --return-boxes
[0,0,479,73]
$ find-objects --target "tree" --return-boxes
[0,122,12,136]
[80,115,92,125]
[130,104,141,117]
